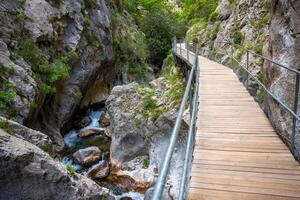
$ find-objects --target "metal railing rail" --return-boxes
[199,42,300,157]
[151,38,199,199]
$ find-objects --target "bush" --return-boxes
[233,31,244,45]
[208,11,219,22]
[66,164,76,175]
[13,39,77,94]
[0,120,12,134]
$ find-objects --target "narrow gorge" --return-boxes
[0,0,300,199]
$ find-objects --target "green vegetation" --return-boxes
[180,0,219,23]
[66,164,76,175]
[12,39,78,94]
[208,11,219,22]
[0,120,12,134]
[111,12,150,81]
[136,54,185,121]
[143,156,150,169]
[233,31,244,45]
[101,193,107,200]
[124,0,187,66]
[0,66,17,114]
[83,16,91,27]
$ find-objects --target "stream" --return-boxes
[61,107,144,200]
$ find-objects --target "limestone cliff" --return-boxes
[0,0,149,152]
[266,0,300,159]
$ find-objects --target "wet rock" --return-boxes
[0,129,112,200]
[108,169,152,193]
[73,116,92,129]
[78,128,106,138]
[73,146,101,165]
[99,113,110,127]
[87,160,110,179]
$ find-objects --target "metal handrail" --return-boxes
[212,40,300,75]
[200,43,300,158]
[151,38,199,199]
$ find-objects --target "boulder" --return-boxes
[0,129,113,200]
[73,146,101,165]
[106,82,150,164]
[106,81,188,198]
[73,116,92,129]
[87,160,110,179]
[78,128,106,138]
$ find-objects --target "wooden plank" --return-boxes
[175,45,300,199]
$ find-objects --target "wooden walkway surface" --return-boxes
[175,45,300,200]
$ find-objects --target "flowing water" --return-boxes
[61,108,144,199]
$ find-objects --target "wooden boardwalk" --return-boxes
[174,45,300,200]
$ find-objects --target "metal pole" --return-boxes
[178,49,199,200]
[175,37,177,54]
[180,42,182,56]
[186,40,189,63]
[151,60,196,200]
[291,72,300,155]
[246,50,249,88]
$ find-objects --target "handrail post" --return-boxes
[186,40,189,63]
[174,36,177,53]
[291,71,300,156]
[180,41,182,56]
[246,50,249,89]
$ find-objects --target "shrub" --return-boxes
[0,120,12,134]
[143,156,150,169]
[233,31,244,45]
[208,11,219,22]
[66,164,76,175]
[13,39,77,94]
[83,17,91,27]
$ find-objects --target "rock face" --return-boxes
[188,0,269,99]
[0,116,52,152]
[106,80,188,198]
[0,129,112,200]
[73,146,101,165]
[266,0,300,159]
[0,40,37,123]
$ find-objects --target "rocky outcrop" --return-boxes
[266,0,300,159]
[106,79,188,198]
[0,116,52,152]
[0,129,113,200]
